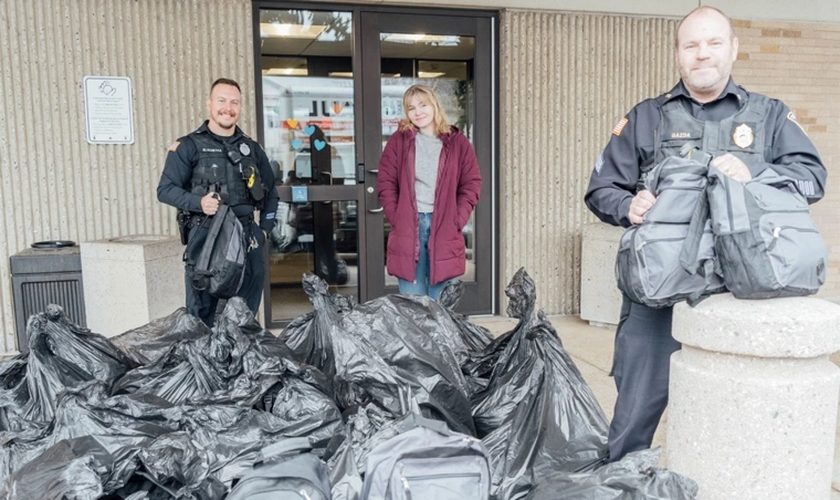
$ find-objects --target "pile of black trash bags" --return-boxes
[0,268,698,499]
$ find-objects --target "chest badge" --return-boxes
[733,123,754,149]
[239,143,251,156]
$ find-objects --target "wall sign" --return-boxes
[83,76,135,144]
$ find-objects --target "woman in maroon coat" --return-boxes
[376,84,482,299]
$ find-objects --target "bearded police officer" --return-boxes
[584,7,826,462]
[158,78,278,327]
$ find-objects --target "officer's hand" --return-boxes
[628,189,657,225]
[712,154,752,183]
[201,193,220,215]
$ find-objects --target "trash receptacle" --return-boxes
[10,241,86,352]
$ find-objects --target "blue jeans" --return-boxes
[398,212,449,300]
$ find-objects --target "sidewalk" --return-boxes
[472,314,840,498]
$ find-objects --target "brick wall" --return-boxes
[732,19,840,298]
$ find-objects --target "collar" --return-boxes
[663,78,746,106]
[195,120,243,141]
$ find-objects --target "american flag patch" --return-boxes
[612,118,628,136]
[167,140,180,152]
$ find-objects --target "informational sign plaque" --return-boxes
[83,76,135,144]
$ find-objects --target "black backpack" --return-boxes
[227,437,332,500]
[191,203,247,299]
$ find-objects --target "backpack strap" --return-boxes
[679,189,709,277]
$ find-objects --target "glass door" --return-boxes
[257,7,362,323]
[359,12,494,314]
[256,5,496,325]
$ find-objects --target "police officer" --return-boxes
[585,7,827,462]
[158,78,278,327]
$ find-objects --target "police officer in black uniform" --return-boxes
[585,7,827,462]
[157,78,278,327]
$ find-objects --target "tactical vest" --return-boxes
[188,132,261,208]
[637,91,770,191]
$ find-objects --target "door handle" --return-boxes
[367,169,379,174]
[368,207,384,213]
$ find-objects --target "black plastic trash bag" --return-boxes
[134,432,227,500]
[0,355,30,433]
[24,304,134,423]
[471,268,610,499]
[280,275,407,415]
[145,403,336,491]
[518,448,698,500]
[439,280,494,354]
[343,293,476,435]
[283,274,477,435]
[110,307,211,366]
[1,437,105,500]
[1,381,176,496]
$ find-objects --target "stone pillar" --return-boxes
[580,222,625,327]
[667,293,840,500]
[81,235,184,336]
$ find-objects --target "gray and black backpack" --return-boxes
[616,156,726,308]
[361,414,491,500]
[702,166,826,299]
[227,437,331,500]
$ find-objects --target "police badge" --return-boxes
[733,123,754,149]
[239,142,251,156]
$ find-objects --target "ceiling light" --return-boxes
[328,72,353,78]
[418,71,445,78]
[261,22,327,39]
[383,34,460,45]
[265,68,308,76]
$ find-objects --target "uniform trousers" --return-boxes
[184,220,265,327]
[607,297,680,462]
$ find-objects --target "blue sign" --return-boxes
[292,186,309,204]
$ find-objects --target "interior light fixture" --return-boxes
[265,68,309,76]
[328,72,354,78]
[417,71,445,78]
[383,33,459,44]
[261,22,327,39]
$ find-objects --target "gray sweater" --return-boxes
[414,131,443,213]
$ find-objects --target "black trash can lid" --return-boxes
[31,240,76,249]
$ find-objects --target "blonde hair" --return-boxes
[399,84,451,136]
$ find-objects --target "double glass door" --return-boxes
[256,5,495,326]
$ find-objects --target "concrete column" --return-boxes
[667,293,840,500]
[81,235,184,337]
[580,222,625,327]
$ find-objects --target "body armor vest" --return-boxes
[637,92,770,191]
[188,132,261,208]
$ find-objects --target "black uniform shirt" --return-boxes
[585,78,827,228]
[157,120,279,232]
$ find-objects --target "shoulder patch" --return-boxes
[612,117,629,137]
[167,140,180,152]
[787,111,808,135]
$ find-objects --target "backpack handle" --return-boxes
[396,413,453,436]
[259,437,312,462]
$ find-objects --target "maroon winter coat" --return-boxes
[377,126,482,285]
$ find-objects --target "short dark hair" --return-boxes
[210,78,241,95]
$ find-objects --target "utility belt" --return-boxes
[176,210,255,245]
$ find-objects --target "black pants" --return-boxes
[607,297,680,462]
[184,221,265,327]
